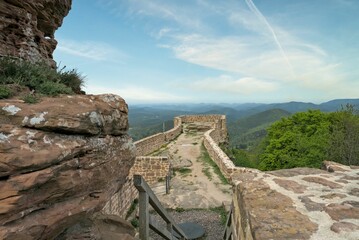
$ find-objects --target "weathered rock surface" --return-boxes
[55,213,136,240]
[0,94,128,137]
[0,94,136,240]
[0,0,72,66]
[231,161,359,240]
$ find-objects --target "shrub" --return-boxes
[0,85,11,99]
[58,67,85,94]
[38,81,73,96]
[0,57,85,98]
[22,94,39,104]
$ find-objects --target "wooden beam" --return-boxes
[134,175,188,238]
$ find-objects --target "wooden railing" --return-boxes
[223,203,233,240]
[134,175,189,240]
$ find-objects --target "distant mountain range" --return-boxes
[128,99,359,142]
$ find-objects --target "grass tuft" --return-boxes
[0,57,85,99]
[199,143,229,185]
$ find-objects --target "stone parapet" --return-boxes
[134,117,182,156]
[134,133,165,156]
[102,156,171,218]
[132,156,170,185]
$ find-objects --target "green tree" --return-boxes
[328,105,359,165]
[259,110,331,170]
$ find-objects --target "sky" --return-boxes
[54,0,359,104]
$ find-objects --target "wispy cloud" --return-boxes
[91,0,357,102]
[57,39,127,62]
[244,0,293,72]
[105,0,205,30]
[190,75,278,95]
[84,85,188,103]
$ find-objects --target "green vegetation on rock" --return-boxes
[199,144,229,184]
[0,57,85,99]
[0,85,11,99]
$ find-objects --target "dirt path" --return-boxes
[154,123,232,209]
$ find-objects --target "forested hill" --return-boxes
[128,99,359,141]
[227,109,291,148]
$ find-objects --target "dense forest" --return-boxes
[225,105,359,170]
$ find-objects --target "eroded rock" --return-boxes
[0,94,136,240]
[0,0,72,67]
[0,94,128,136]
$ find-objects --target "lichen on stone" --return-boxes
[2,105,21,115]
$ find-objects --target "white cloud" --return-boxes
[57,39,127,62]
[164,31,343,93]
[190,75,278,95]
[110,0,205,30]
[84,85,188,103]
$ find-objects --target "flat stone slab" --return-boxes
[174,222,205,239]
[231,161,359,240]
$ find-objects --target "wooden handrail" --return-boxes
[223,203,233,240]
[134,175,189,240]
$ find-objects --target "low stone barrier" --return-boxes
[102,156,171,218]
[134,117,183,156]
[134,133,166,156]
[132,156,170,185]
[102,176,138,218]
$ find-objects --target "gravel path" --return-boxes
[149,209,226,240]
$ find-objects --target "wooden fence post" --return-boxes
[139,191,149,239]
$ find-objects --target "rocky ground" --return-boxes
[150,209,226,240]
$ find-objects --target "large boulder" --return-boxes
[0,0,72,67]
[0,94,136,240]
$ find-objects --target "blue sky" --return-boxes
[54,0,359,104]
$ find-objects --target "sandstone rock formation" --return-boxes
[0,0,72,67]
[0,94,136,239]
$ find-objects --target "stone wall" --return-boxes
[104,117,183,219]
[180,114,227,142]
[178,114,251,181]
[134,117,182,156]
[132,156,170,184]
[102,176,138,218]
[203,129,236,180]
[102,156,171,218]
[134,133,165,156]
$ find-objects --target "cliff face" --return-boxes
[0,0,72,67]
[0,94,136,239]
